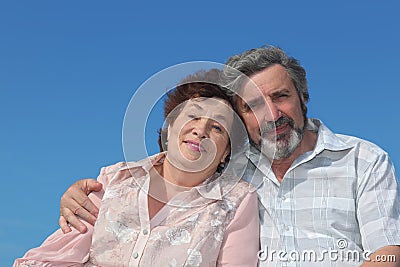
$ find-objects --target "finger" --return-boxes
[59,215,71,234]
[61,207,88,234]
[82,179,102,194]
[61,190,98,225]
[60,194,91,231]
[67,183,100,218]
[73,205,98,226]
[80,195,99,218]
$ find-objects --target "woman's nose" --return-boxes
[191,118,209,138]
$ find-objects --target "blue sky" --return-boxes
[1,1,399,265]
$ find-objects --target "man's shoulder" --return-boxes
[314,119,389,157]
[335,133,389,157]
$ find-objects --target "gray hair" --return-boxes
[221,46,309,104]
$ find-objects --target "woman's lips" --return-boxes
[184,140,204,152]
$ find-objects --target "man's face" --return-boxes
[236,64,306,160]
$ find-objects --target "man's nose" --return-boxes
[262,102,281,122]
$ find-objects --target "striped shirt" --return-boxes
[232,118,400,266]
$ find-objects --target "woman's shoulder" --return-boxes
[102,153,164,178]
[101,161,129,176]
[218,172,256,202]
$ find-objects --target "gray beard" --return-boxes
[257,117,306,160]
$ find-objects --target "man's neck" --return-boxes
[271,129,318,183]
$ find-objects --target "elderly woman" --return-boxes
[14,70,259,267]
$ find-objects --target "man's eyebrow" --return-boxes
[245,96,264,106]
[270,89,290,97]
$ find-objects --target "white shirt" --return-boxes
[232,118,400,266]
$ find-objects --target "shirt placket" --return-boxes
[129,178,151,267]
[276,171,297,267]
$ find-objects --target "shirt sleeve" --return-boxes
[13,167,109,267]
[217,190,260,267]
[357,152,400,253]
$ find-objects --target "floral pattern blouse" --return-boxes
[14,153,260,267]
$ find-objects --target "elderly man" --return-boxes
[59,46,400,266]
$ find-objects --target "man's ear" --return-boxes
[298,93,308,117]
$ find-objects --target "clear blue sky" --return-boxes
[1,1,399,265]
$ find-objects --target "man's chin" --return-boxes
[260,138,297,160]
[259,141,278,160]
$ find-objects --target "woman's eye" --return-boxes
[188,115,199,120]
[212,125,223,132]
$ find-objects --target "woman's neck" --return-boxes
[161,157,216,188]
[147,157,217,220]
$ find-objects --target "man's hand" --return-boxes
[59,179,102,234]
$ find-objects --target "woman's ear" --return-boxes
[167,124,171,141]
[221,146,231,164]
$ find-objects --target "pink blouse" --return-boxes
[14,153,260,267]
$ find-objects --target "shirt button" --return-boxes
[143,229,149,235]
[281,195,286,201]
[133,252,139,259]
[285,225,290,231]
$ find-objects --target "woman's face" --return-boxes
[166,97,234,173]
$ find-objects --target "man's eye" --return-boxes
[249,102,259,109]
[246,100,263,111]
[274,94,288,101]
[241,103,252,112]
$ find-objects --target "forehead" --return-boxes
[182,97,233,121]
[240,64,296,99]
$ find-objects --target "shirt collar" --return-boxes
[119,152,223,201]
[309,118,355,153]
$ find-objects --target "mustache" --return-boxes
[261,116,294,134]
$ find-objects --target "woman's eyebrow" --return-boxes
[213,115,228,126]
[188,103,230,123]
[190,103,204,111]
